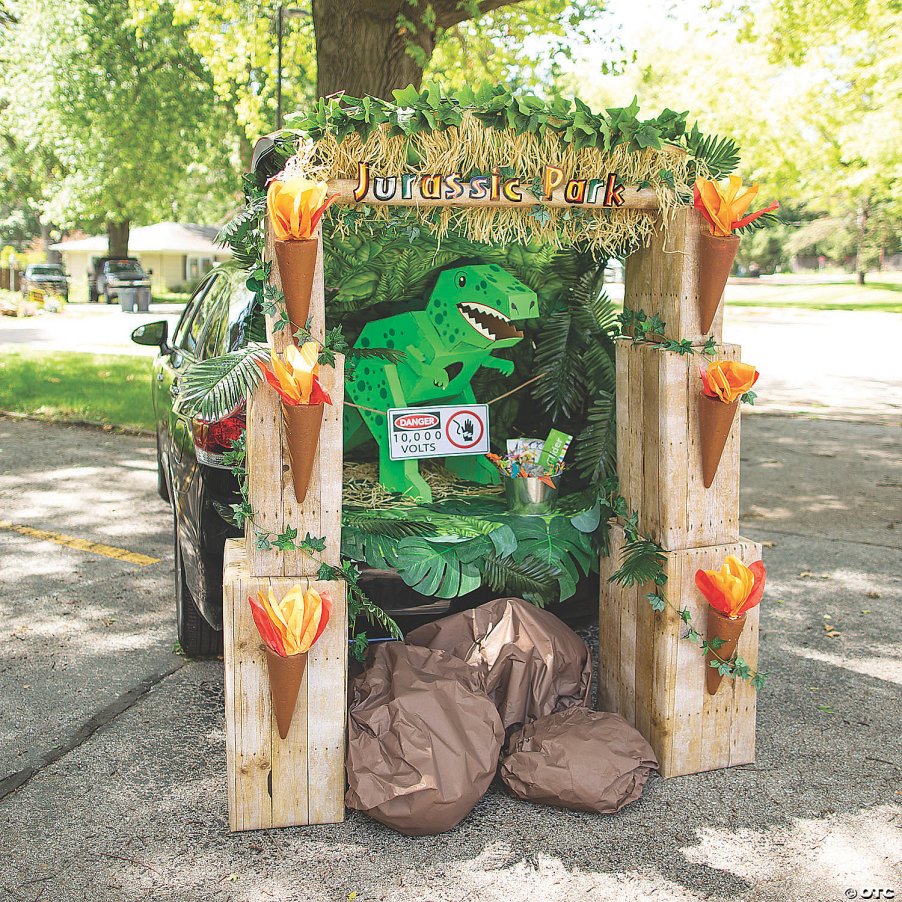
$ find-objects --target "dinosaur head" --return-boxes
[426,264,539,349]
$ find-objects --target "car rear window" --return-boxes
[30,265,64,276]
[199,271,256,359]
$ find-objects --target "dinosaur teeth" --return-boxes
[457,303,523,341]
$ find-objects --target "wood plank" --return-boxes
[615,338,741,551]
[223,541,347,830]
[624,208,725,345]
[327,178,660,210]
[598,526,762,778]
[224,541,274,830]
[247,229,343,576]
[597,525,622,713]
[306,579,348,824]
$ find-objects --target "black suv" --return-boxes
[90,257,151,303]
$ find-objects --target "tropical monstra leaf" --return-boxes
[508,516,596,601]
[177,344,269,421]
[393,535,488,598]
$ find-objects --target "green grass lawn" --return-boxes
[0,349,155,432]
[725,273,902,312]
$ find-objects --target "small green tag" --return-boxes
[538,429,573,468]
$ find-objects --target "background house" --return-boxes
[51,222,232,298]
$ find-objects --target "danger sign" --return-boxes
[388,404,490,460]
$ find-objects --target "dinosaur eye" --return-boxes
[457,274,466,288]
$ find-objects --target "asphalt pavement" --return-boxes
[0,413,899,901]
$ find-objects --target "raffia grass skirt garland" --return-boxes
[342,461,502,508]
[303,114,692,258]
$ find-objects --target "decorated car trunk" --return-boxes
[178,86,775,830]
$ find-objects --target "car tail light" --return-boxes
[191,406,246,468]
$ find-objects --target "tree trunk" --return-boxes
[311,1,526,98]
[855,203,868,286]
[107,220,130,258]
[312,0,433,98]
[41,221,62,264]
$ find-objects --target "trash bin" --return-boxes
[119,288,137,312]
[136,287,151,312]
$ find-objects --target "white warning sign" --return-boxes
[388,405,490,460]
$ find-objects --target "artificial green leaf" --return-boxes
[394,536,483,598]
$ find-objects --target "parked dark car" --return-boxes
[131,265,254,655]
[21,263,69,300]
[89,256,151,303]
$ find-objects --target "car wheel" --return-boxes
[155,432,171,504]
[174,514,223,657]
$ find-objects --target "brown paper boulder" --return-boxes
[264,648,307,740]
[282,402,324,503]
[406,597,592,741]
[346,643,503,836]
[500,708,657,814]
[274,238,317,333]
[697,232,739,334]
[706,607,747,695]
[698,394,738,488]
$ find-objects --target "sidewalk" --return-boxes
[0,414,899,901]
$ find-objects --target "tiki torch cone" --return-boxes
[698,394,738,488]
[274,238,317,334]
[705,607,747,695]
[264,648,307,739]
[282,402,325,503]
[698,232,739,334]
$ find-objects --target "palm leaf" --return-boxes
[480,552,559,607]
[609,537,667,588]
[687,125,740,180]
[572,393,616,482]
[341,512,435,538]
[178,345,269,421]
[532,306,588,419]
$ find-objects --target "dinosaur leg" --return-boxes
[441,388,501,486]
[365,366,432,502]
[343,404,369,451]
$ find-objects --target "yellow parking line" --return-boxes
[0,520,160,566]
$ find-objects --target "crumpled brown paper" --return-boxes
[500,707,658,814]
[345,642,504,836]
[405,597,592,738]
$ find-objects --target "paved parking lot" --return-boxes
[0,414,899,901]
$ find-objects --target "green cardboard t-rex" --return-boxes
[344,264,540,501]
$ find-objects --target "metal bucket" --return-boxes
[503,474,560,515]
[119,288,137,312]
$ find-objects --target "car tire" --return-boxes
[174,514,223,657]
[155,433,171,504]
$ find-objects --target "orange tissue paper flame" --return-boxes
[700,359,759,404]
[267,176,338,242]
[694,176,778,237]
[248,586,332,657]
[255,342,333,407]
[695,556,766,619]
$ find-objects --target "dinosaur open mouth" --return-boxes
[457,302,523,341]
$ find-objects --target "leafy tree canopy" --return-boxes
[0,0,241,237]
